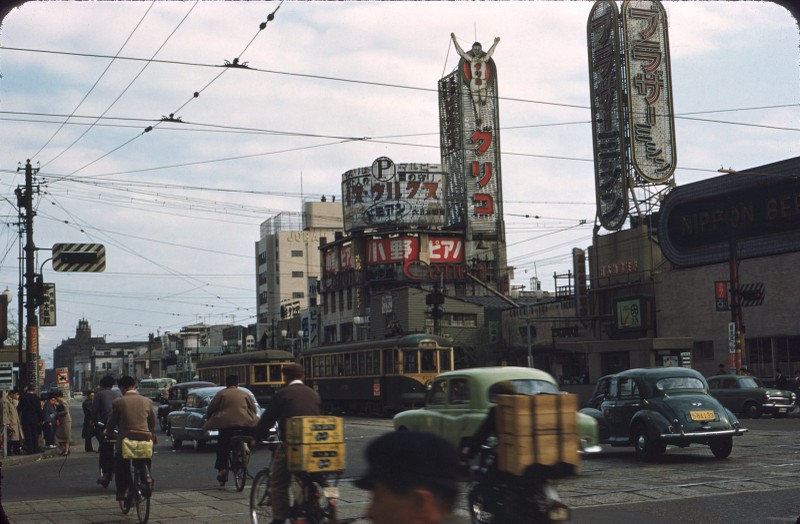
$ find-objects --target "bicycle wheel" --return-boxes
[135,480,151,524]
[119,491,132,515]
[249,469,272,524]
[306,477,338,524]
[234,446,248,492]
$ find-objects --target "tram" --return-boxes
[299,333,456,415]
[195,349,295,405]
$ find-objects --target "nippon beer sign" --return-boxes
[622,0,676,183]
[366,237,464,265]
[587,0,628,231]
[341,157,446,232]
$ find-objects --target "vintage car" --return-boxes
[579,367,747,460]
[166,385,262,449]
[707,374,796,418]
[158,380,216,432]
[392,366,600,453]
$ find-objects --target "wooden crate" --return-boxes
[287,442,346,472]
[285,416,344,445]
[496,394,578,436]
[497,432,580,476]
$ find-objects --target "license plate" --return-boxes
[779,408,788,413]
[690,410,715,421]
[322,486,339,499]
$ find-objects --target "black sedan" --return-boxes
[158,381,216,432]
[579,367,747,460]
[707,374,796,418]
[167,386,262,450]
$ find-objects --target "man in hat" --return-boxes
[17,385,43,454]
[355,430,470,524]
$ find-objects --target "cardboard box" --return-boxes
[496,394,578,435]
[287,442,346,472]
[286,416,344,445]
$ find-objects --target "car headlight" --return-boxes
[207,430,219,437]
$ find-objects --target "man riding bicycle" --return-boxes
[94,375,121,487]
[203,374,260,484]
[253,363,321,524]
[106,376,157,502]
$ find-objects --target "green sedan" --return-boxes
[392,366,600,453]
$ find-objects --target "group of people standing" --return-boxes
[3,385,71,456]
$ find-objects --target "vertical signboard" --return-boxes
[622,0,676,183]
[573,248,589,318]
[587,0,628,231]
[439,35,503,237]
[39,283,56,327]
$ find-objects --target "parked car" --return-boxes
[167,385,262,450]
[579,367,747,460]
[706,374,796,419]
[392,366,600,454]
[158,381,216,433]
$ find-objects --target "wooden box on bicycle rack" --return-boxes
[286,416,344,445]
[287,442,346,473]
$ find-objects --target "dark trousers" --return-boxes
[214,427,254,471]
[98,429,116,477]
[114,451,151,498]
[22,423,41,453]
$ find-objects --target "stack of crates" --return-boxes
[495,393,580,476]
[285,416,346,473]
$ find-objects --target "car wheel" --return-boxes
[632,424,664,460]
[743,401,761,419]
[710,436,733,458]
[170,434,182,449]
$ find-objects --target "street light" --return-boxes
[281,329,303,357]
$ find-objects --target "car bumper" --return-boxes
[661,427,748,439]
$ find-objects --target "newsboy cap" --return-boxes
[354,430,461,496]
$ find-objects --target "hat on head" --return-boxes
[354,431,460,496]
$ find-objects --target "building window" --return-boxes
[291,250,303,257]
[331,291,336,313]
[339,290,344,311]
[292,292,304,299]
[292,271,304,278]
[692,340,714,361]
[346,288,352,310]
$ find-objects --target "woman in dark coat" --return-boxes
[82,390,96,452]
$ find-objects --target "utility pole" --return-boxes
[16,160,40,389]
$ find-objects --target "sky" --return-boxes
[0,0,798,366]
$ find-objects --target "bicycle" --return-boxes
[119,458,153,524]
[218,431,252,492]
[249,438,340,524]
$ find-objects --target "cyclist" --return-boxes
[106,376,157,503]
[253,363,321,524]
[203,374,259,484]
[94,375,121,487]
[355,430,470,524]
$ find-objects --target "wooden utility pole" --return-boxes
[17,160,40,389]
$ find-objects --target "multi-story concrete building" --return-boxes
[255,199,343,350]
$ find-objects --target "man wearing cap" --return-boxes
[253,363,321,524]
[355,430,470,524]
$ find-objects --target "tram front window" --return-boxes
[403,350,419,374]
[421,350,437,372]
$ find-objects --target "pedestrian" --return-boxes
[17,385,42,454]
[253,363,322,524]
[203,374,259,485]
[42,393,58,449]
[775,369,788,390]
[716,363,727,375]
[106,376,156,502]
[3,388,24,455]
[94,376,121,487]
[82,390,96,452]
[54,390,71,456]
[355,430,471,524]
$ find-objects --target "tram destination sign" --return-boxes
[659,172,800,267]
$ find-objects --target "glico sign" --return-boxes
[622,0,676,183]
[659,171,800,267]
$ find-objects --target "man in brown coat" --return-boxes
[203,374,259,484]
[253,364,322,524]
[106,376,156,501]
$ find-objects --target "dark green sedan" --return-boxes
[707,374,796,419]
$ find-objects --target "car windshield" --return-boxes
[740,377,761,388]
[655,376,705,392]
[488,379,559,402]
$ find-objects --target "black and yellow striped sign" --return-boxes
[52,243,106,272]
